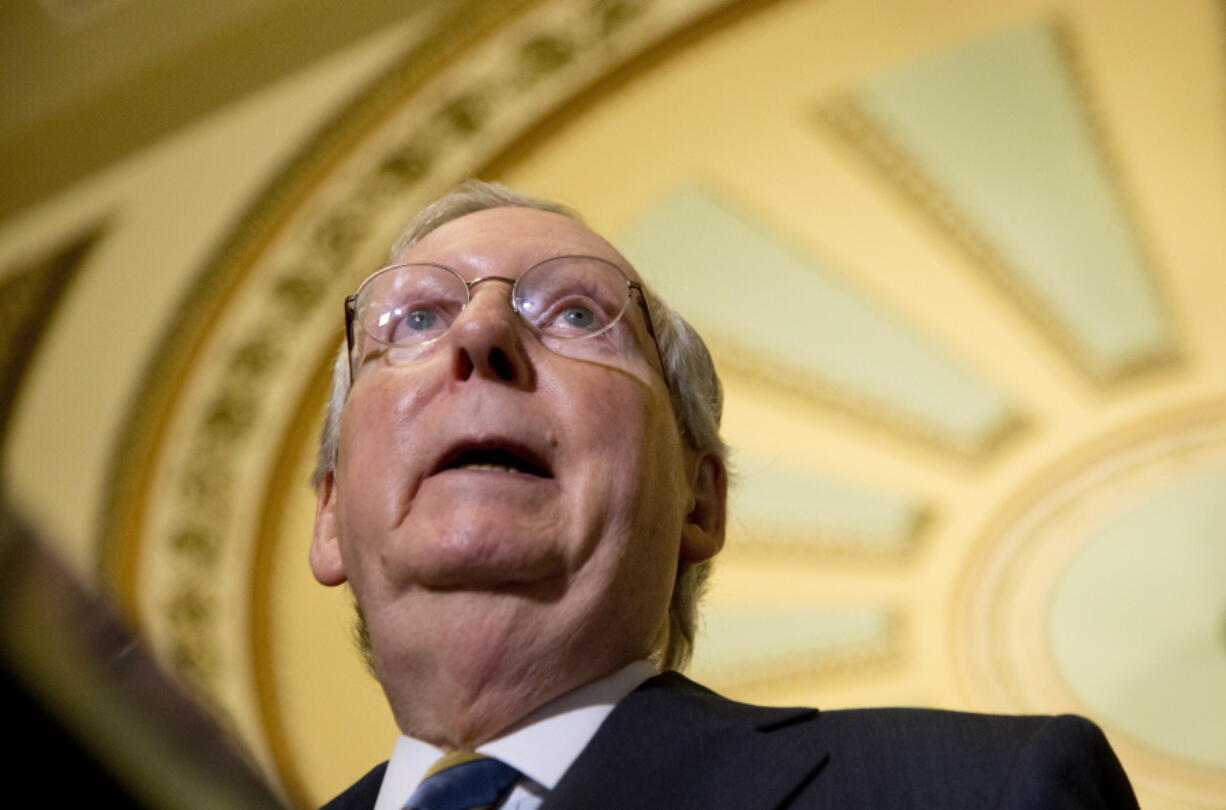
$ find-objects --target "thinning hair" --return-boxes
[313,179,726,671]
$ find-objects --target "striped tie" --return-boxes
[403,750,520,810]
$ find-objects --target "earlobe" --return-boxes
[310,471,348,586]
[679,454,726,564]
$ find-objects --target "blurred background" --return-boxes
[2,0,1224,807]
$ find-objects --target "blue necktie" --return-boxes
[403,751,520,810]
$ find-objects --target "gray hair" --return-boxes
[313,179,726,671]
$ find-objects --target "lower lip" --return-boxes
[436,466,553,481]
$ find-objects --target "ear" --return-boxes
[310,471,348,586]
[679,453,726,564]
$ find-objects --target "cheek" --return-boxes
[573,379,687,540]
[335,371,438,535]
[580,380,656,477]
[343,365,444,456]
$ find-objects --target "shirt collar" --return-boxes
[373,661,656,810]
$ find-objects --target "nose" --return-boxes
[448,279,532,385]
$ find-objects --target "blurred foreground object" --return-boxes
[0,497,286,810]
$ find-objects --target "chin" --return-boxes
[385,509,569,589]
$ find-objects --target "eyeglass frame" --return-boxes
[343,254,670,387]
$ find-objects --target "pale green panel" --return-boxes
[616,185,1013,451]
[730,452,920,552]
[691,604,893,683]
[855,24,1169,371]
[1050,465,1226,769]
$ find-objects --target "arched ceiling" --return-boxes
[0,0,438,219]
[2,0,1224,807]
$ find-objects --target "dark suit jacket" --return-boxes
[320,672,1139,809]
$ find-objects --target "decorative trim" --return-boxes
[814,17,1180,385]
[697,609,903,693]
[248,343,337,810]
[953,396,1226,805]
[1046,18,1183,379]
[707,332,1027,463]
[727,506,933,565]
[476,0,797,178]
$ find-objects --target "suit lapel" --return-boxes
[542,673,828,810]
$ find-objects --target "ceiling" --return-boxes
[2,0,1224,807]
[0,0,437,220]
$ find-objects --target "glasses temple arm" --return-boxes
[630,283,670,391]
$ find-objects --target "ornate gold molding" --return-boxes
[954,396,1226,806]
[710,332,1027,463]
[727,506,933,565]
[815,17,1179,386]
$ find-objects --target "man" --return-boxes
[310,181,1139,809]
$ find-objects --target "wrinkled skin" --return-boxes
[311,207,725,748]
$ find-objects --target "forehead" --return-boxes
[399,206,641,282]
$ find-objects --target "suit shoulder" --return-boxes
[802,708,1138,809]
[318,761,387,810]
[816,707,1118,758]
[820,706,1081,738]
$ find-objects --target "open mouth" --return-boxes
[436,443,553,478]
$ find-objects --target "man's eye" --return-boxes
[387,304,451,344]
[559,305,597,331]
[405,309,439,331]
[539,300,610,336]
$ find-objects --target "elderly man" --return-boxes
[310,181,1138,810]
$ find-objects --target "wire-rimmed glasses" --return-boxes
[344,254,667,382]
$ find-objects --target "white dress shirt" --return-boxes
[372,661,657,810]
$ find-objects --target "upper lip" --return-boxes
[431,438,554,478]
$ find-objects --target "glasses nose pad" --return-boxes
[448,279,531,383]
[456,278,519,325]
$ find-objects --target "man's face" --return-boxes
[311,207,722,702]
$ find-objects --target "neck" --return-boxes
[380,645,636,749]
[369,596,648,749]
[363,570,667,748]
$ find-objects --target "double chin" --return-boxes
[373,590,589,748]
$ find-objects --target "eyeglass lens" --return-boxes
[351,256,638,366]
